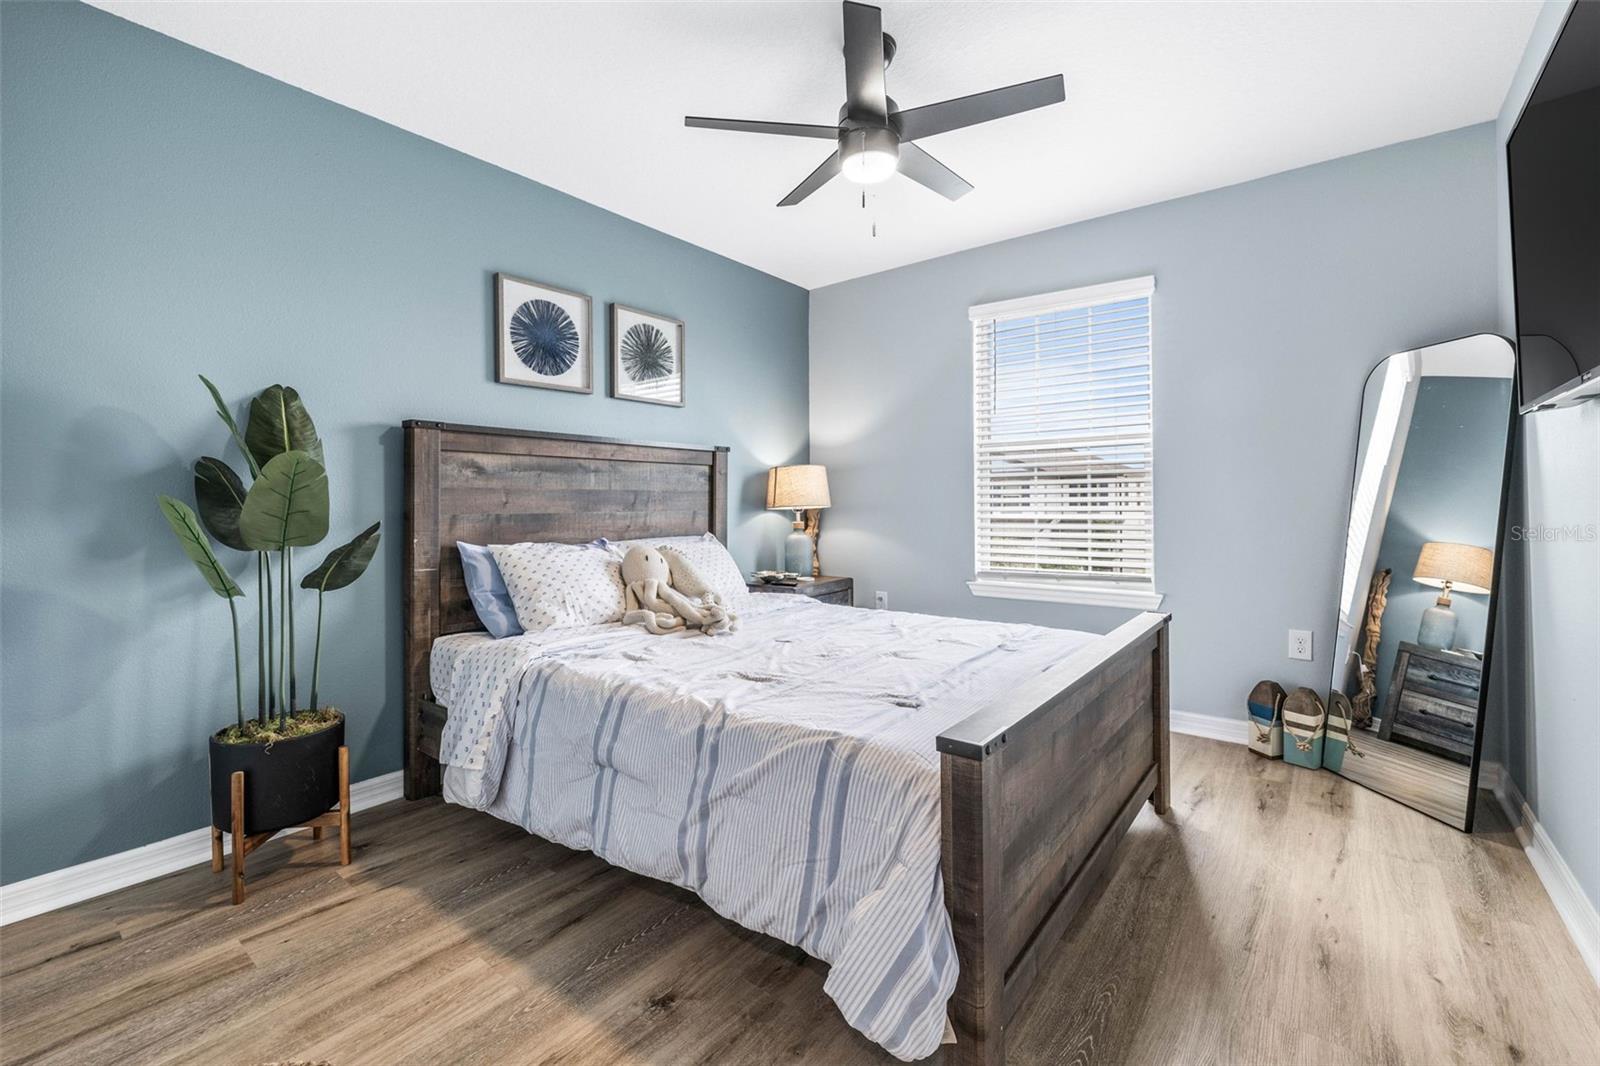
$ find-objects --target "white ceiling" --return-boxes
[92,1,1539,290]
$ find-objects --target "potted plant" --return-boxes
[158,378,380,837]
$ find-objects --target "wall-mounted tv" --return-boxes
[1507,0,1600,412]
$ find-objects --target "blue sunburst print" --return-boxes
[509,299,579,376]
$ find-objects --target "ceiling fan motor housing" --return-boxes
[838,96,901,129]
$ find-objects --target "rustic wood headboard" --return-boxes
[402,420,729,796]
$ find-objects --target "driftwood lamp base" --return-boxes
[210,745,352,905]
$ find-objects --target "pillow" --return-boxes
[615,532,750,609]
[490,541,626,633]
[456,542,524,639]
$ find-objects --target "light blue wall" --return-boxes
[1369,376,1513,714]
[0,2,808,884]
[811,124,1501,729]
[1492,0,1600,911]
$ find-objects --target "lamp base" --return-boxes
[1417,604,1457,650]
[784,527,814,576]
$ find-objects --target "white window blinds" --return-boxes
[969,276,1157,606]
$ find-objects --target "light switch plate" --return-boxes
[1288,629,1313,661]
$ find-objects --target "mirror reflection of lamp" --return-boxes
[1412,542,1493,650]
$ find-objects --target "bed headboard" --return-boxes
[402,420,728,796]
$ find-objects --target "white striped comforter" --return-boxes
[435,597,1093,1061]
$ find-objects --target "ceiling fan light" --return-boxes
[840,127,899,184]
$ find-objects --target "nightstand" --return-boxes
[746,575,854,607]
[1378,640,1482,764]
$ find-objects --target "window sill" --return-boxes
[967,577,1165,610]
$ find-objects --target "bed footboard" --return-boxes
[938,612,1171,1066]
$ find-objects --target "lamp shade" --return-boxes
[1413,542,1493,595]
[767,465,830,510]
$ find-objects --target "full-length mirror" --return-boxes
[1327,334,1515,830]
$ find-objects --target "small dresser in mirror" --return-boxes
[1327,334,1516,830]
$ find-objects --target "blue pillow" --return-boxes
[457,542,523,638]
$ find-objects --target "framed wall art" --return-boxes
[610,303,684,407]
[495,273,592,394]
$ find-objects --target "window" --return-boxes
[968,276,1160,609]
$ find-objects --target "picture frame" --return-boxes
[495,273,593,394]
[609,303,685,407]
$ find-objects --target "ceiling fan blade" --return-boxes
[684,116,840,139]
[778,150,843,207]
[894,74,1065,141]
[897,143,973,201]
[842,1,887,119]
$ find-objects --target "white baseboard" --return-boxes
[1490,770,1600,988]
[0,770,404,927]
[1170,709,1244,745]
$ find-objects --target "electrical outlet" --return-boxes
[1288,629,1313,661]
[874,591,889,610]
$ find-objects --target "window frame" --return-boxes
[966,275,1162,611]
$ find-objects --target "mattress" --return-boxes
[432,596,1093,1061]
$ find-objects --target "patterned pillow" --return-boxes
[615,532,750,609]
[489,541,626,633]
[456,542,524,639]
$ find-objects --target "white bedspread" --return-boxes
[436,596,1093,1061]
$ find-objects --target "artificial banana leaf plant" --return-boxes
[239,450,330,727]
[158,378,380,737]
[158,496,246,729]
[199,375,274,723]
[300,522,382,714]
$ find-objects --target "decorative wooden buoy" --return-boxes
[1324,690,1357,772]
[1247,680,1286,758]
[1282,688,1327,769]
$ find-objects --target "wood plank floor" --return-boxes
[3,736,1596,1065]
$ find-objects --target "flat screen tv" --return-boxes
[1507,0,1600,412]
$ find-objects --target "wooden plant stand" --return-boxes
[210,745,351,905]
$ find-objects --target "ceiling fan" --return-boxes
[685,1,1065,207]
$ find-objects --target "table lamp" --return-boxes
[1412,541,1493,650]
[767,465,830,576]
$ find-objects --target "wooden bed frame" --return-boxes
[403,421,1170,1066]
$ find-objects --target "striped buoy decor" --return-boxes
[1282,687,1327,769]
[1247,680,1286,759]
[1323,690,1360,771]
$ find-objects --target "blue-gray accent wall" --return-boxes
[810,122,1503,742]
[0,2,808,884]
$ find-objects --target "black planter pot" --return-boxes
[209,714,345,834]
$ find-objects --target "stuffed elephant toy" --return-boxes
[620,546,738,636]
